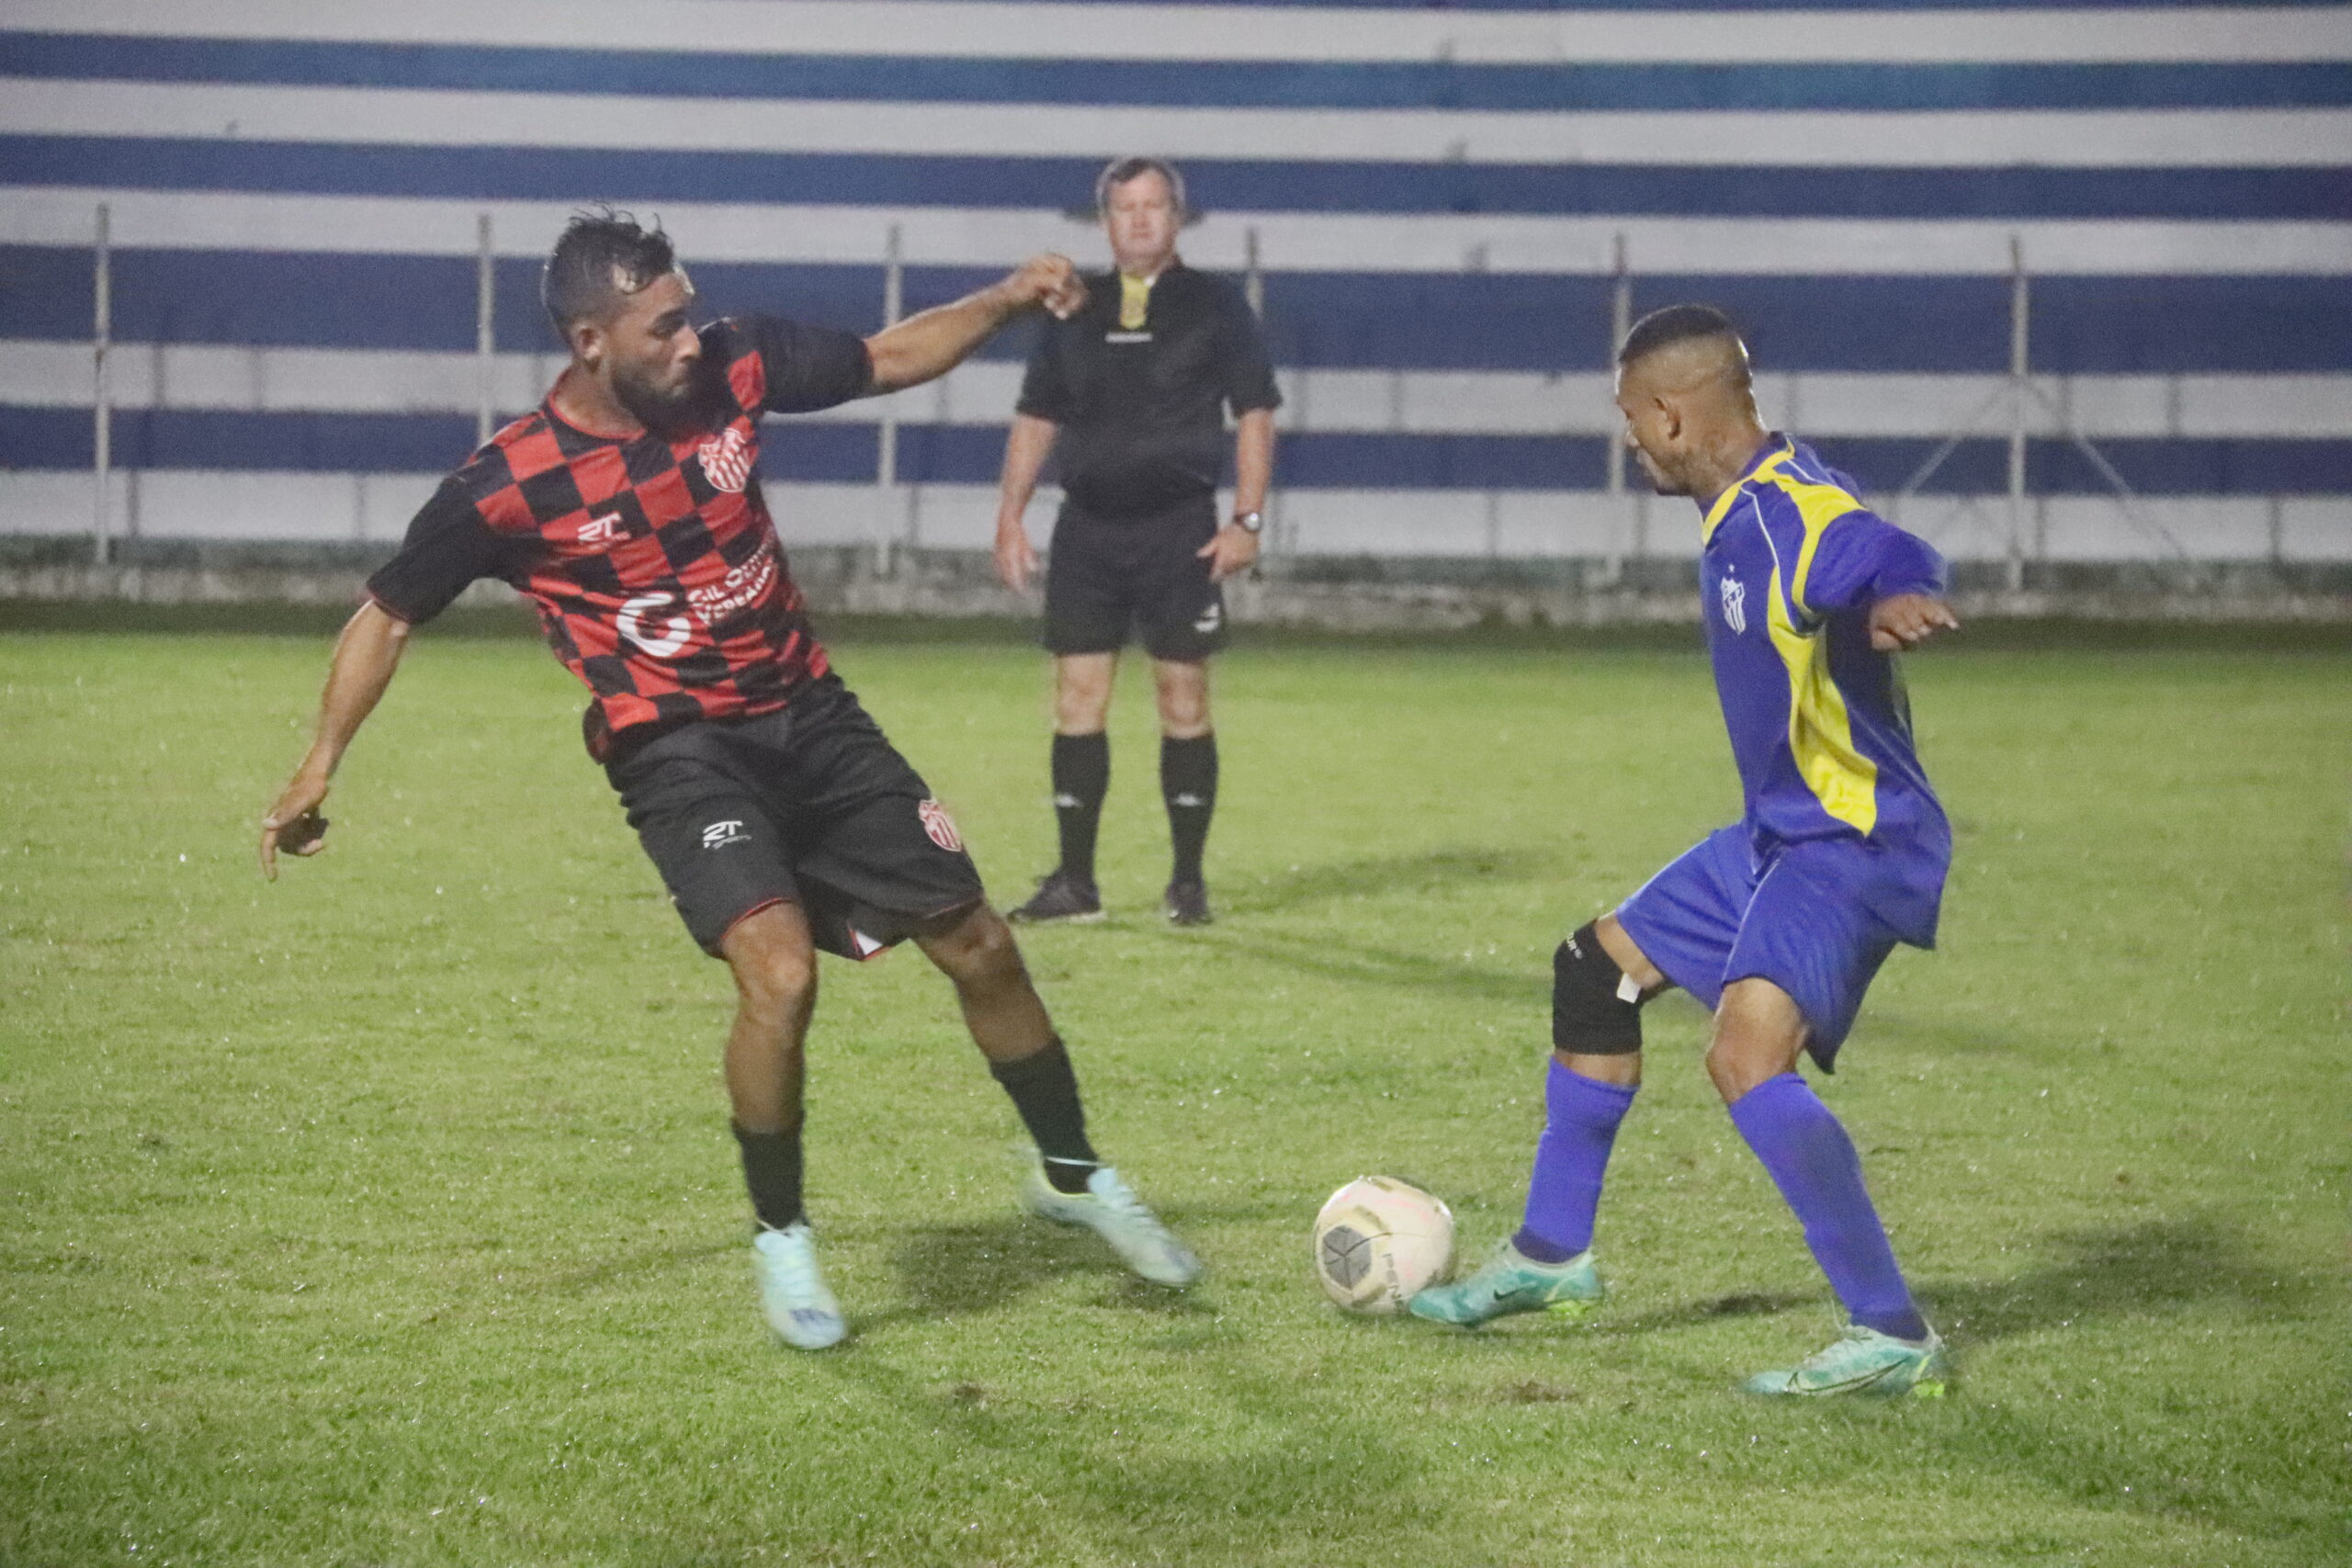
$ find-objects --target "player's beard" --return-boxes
[1634,446,1690,497]
[611,358,702,438]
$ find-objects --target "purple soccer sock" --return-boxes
[1727,1073,1929,1342]
[1511,1061,1638,1263]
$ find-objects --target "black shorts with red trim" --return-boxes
[605,675,985,959]
[1043,494,1227,661]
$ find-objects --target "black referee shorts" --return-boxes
[1044,494,1227,662]
[605,676,986,961]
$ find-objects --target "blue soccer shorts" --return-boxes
[1614,825,1937,1067]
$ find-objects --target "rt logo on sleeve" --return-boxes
[701,819,751,850]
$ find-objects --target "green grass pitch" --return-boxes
[2,619,2345,1567]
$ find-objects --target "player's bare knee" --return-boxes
[1553,921,1646,1057]
[1152,660,1210,736]
[1705,985,1805,1100]
[921,902,1023,987]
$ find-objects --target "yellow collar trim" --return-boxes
[1701,442,1792,542]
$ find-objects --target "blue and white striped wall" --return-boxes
[0,0,2346,561]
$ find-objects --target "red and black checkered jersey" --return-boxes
[368,316,872,760]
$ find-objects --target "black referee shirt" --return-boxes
[1015,261,1281,521]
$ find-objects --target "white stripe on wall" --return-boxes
[8,341,2349,441]
[9,0,2347,66]
[8,79,2346,167]
[6,189,2349,279]
[6,470,2344,563]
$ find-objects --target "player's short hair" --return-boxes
[1095,156,1188,217]
[542,208,679,336]
[1617,303,1745,373]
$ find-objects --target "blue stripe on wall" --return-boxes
[7,248,2346,374]
[6,34,2346,112]
[5,138,2345,221]
[6,406,2345,494]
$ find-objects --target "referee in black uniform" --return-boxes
[993,156,1280,927]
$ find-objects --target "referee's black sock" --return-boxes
[732,1121,806,1232]
[989,1036,1100,1194]
[1161,733,1217,886]
[1051,731,1110,886]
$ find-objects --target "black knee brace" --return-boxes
[1552,922,1645,1055]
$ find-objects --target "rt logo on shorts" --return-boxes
[1719,574,1747,635]
[918,798,964,853]
[1193,601,1223,636]
[701,819,751,850]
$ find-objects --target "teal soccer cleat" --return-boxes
[1408,1239,1604,1326]
[1742,1325,1950,1398]
[1019,1159,1202,1287]
[752,1224,846,1350]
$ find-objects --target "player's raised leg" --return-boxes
[1012,654,1115,922]
[914,902,1200,1286]
[719,902,846,1350]
[1410,916,1659,1325]
[1151,658,1216,926]
[1711,979,1946,1396]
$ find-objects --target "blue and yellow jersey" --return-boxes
[1698,436,1951,941]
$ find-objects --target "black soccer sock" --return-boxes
[989,1036,1100,1194]
[1160,733,1218,886]
[1051,731,1111,886]
[732,1121,806,1232]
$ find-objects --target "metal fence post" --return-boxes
[2007,234,2030,593]
[1605,231,1631,578]
[475,212,496,447]
[92,202,112,568]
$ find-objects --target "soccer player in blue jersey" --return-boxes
[1410,305,1962,1398]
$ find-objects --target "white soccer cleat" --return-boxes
[1020,1160,1202,1288]
[752,1223,846,1350]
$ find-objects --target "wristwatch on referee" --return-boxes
[1232,509,1264,535]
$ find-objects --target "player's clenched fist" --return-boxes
[1867,592,1961,651]
[1004,254,1088,320]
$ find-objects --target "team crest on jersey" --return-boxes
[1719,574,1747,635]
[918,798,965,852]
[697,426,754,493]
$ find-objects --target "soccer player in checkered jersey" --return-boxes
[1409,307,1962,1398]
[259,212,1200,1350]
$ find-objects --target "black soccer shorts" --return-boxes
[1042,495,1228,662]
[605,675,986,960]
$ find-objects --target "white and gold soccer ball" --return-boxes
[1312,1176,1455,1313]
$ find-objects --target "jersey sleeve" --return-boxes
[365,478,513,625]
[1014,321,1075,423]
[741,314,874,414]
[1796,510,1948,619]
[1218,288,1283,415]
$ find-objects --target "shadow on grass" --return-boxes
[1598,1213,2312,1347]
[1219,846,1561,917]
[860,1214,1238,1330]
[1920,1213,2316,1344]
[1184,927,1539,1007]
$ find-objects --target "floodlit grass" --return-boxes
[2,620,2345,1567]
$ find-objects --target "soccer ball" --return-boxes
[1312,1176,1455,1313]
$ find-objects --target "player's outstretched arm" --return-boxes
[865,254,1088,396]
[993,413,1058,592]
[1867,592,1961,651]
[259,600,413,880]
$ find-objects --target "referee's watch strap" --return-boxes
[1232,510,1264,535]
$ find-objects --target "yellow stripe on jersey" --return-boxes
[1702,446,1790,544]
[1757,471,1877,835]
[1119,272,1154,331]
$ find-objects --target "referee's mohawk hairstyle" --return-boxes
[1618,303,1750,387]
[543,207,680,337]
[1095,155,1188,217]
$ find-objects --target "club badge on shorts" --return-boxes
[918,798,964,852]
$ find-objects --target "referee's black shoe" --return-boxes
[1009,869,1105,924]
[1163,880,1213,927]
